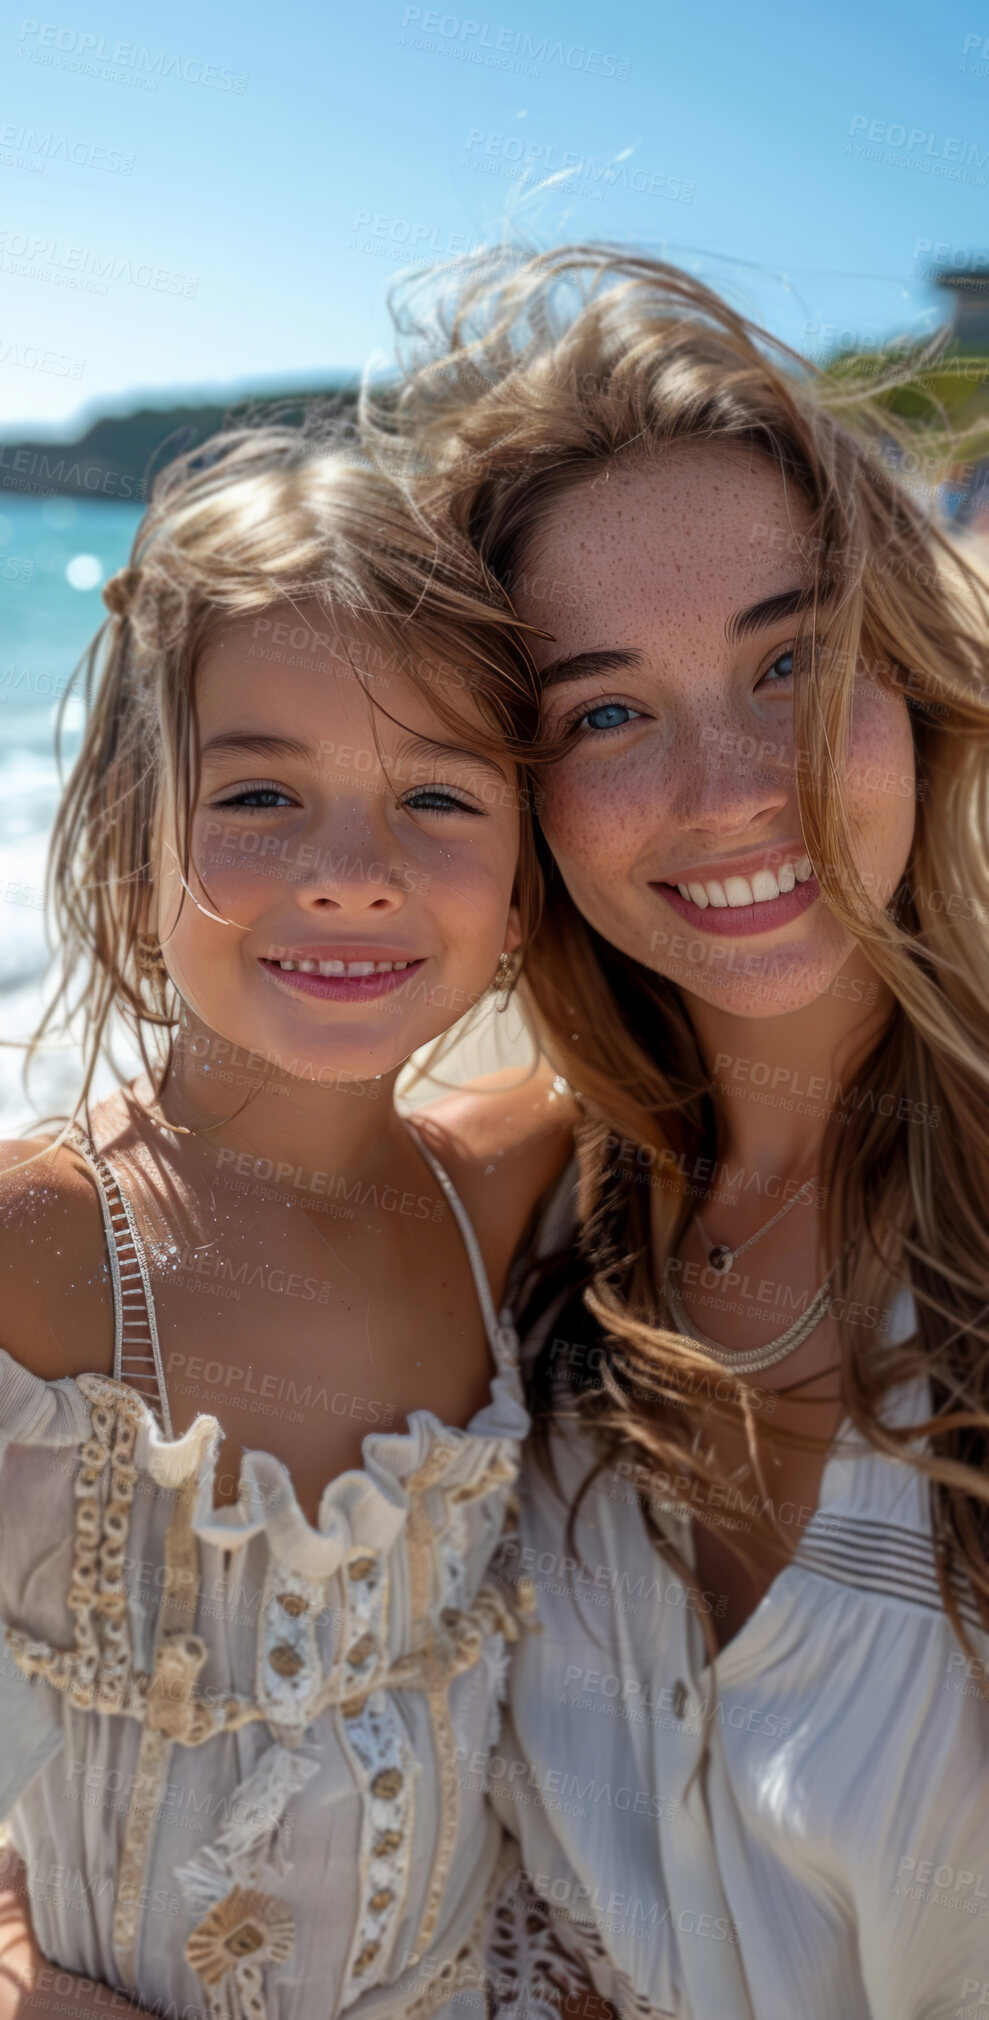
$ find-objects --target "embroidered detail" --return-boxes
[336,1688,416,2004]
[57,1378,142,1713]
[177,1745,320,2020]
[185,1887,295,1985]
[337,1543,388,1699]
[404,1444,463,1641]
[113,1481,203,1973]
[398,1447,519,1971]
[256,1563,328,1735]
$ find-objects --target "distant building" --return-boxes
[935,266,989,350]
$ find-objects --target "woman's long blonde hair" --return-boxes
[28,424,543,1131]
[368,242,989,1662]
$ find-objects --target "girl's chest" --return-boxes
[146,1230,498,1522]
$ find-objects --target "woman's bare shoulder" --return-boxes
[0,1134,113,1381]
[411,1062,577,1293]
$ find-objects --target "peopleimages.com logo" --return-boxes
[398,8,631,79]
[846,114,989,183]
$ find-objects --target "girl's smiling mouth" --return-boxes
[258,946,426,1001]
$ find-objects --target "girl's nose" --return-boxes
[296,799,409,914]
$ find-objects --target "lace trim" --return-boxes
[113,1475,201,1972]
[57,1375,141,1710]
[485,1867,677,2020]
[399,1831,518,2020]
[177,1743,321,2020]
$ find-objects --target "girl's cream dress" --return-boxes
[0,1122,550,2020]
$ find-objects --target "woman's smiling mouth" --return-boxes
[651,848,820,936]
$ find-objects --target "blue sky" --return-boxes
[1,0,987,430]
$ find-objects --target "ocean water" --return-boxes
[1,496,145,1130]
[0,495,530,1135]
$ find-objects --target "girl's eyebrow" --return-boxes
[395,733,507,781]
[200,732,316,764]
[200,728,509,782]
[725,584,815,644]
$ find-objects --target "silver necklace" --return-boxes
[694,1178,813,1274]
[664,1177,834,1374]
[662,1256,836,1374]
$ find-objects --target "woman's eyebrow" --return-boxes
[199,732,316,763]
[538,646,646,690]
[725,585,815,644]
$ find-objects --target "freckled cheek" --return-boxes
[845,691,917,883]
[538,760,656,875]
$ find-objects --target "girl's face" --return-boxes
[156,599,521,1082]
[517,445,917,1018]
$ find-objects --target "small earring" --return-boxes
[493,948,522,1010]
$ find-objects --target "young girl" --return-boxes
[376,244,989,2018]
[0,429,578,2020]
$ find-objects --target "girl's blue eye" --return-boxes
[216,786,294,809]
[761,651,794,687]
[403,789,479,815]
[579,702,641,733]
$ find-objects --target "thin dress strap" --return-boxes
[402,1119,520,1376]
[66,1123,172,1436]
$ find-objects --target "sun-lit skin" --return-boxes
[511,441,923,1633]
[154,599,522,1098]
[519,444,916,1028]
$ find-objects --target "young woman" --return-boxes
[0,429,587,2020]
[375,245,989,2019]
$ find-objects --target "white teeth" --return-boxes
[274,958,413,976]
[723,875,754,907]
[670,856,814,911]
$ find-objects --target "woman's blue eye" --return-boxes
[761,651,794,686]
[580,702,640,733]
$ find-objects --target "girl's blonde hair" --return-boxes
[31,424,543,1124]
[369,242,989,1664]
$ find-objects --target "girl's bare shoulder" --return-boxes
[0,1135,113,1381]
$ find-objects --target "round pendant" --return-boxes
[708,1244,734,1273]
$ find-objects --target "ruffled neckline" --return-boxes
[0,1342,529,1581]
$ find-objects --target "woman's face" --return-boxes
[517,444,917,1018]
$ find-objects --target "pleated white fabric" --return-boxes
[494,1172,989,2020]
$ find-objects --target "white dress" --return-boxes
[492,1167,989,2020]
[0,1121,540,2020]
